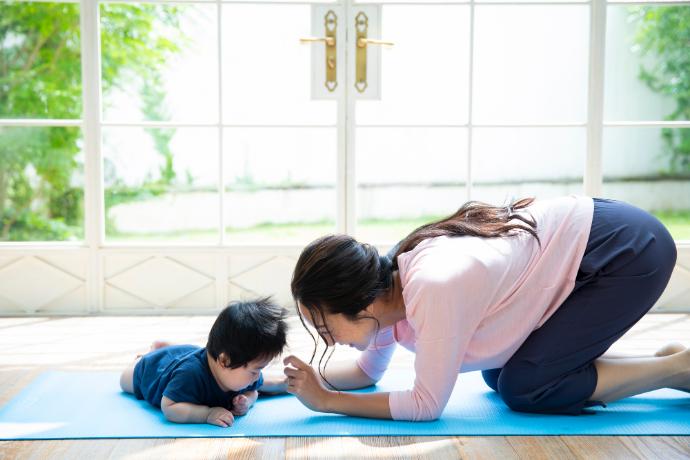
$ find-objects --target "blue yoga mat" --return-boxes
[0,370,689,439]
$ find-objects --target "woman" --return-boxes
[283,196,683,421]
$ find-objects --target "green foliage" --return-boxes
[0,2,185,241]
[631,6,690,173]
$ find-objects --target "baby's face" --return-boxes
[217,355,271,392]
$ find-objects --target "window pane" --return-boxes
[0,127,84,241]
[473,5,588,124]
[224,128,336,244]
[221,5,335,125]
[356,127,468,243]
[356,6,470,125]
[603,127,690,241]
[100,4,218,123]
[604,6,686,122]
[471,128,585,204]
[0,2,81,119]
[103,127,219,242]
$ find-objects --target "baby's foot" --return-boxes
[149,340,172,352]
[654,342,686,357]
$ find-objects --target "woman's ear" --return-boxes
[360,302,377,318]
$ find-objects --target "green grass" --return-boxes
[106,212,690,243]
[106,216,443,243]
[652,210,690,240]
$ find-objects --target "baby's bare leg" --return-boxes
[121,341,173,393]
[120,358,138,394]
[149,340,172,352]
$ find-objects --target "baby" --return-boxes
[120,298,288,427]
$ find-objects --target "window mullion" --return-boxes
[585,0,607,196]
[80,0,105,312]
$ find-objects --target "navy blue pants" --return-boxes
[481,198,677,415]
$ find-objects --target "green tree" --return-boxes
[631,6,690,173]
[0,2,185,240]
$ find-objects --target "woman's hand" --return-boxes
[283,355,333,413]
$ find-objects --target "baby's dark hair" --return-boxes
[207,297,288,368]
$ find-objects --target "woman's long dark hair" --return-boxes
[291,197,540,387]
[391,197,539,268]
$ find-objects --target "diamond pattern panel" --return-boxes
[107,256,213,307]
[0,257,83,311]
[229,255,296,306]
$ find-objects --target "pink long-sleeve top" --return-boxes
[356,195,594,421]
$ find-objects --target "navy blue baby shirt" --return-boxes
[132,345,263,409]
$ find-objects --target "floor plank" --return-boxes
[619,436,690,460]
[560,436,640,459]
[506,436,576,459]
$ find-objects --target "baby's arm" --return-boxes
[161,395,234,427]
[231,389,258,416]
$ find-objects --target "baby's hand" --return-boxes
[207,406,234,427]
[231,394,250,416]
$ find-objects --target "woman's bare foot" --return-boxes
[666,347,690,393]
[654,342,686,357]
[149,340,172,352]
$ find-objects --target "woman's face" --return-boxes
[298,302,377,351]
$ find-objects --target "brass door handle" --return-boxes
[354,12,393,93]
[300,10,338,91]
[357,38,394,48]
[300,37,336,46]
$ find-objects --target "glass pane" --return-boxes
[356,6,470,125]
[355,128,468,243]
[603,127,690,241]
[0,2,81,119]
[224,128,336,243]
[473,5,588,124]
[604,6,688,122]
[100,4,218,123]
[471,128,585,204]
[103,127,219,242]
[222,5,335,125]
[0,127,84,241]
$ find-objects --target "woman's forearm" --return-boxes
[260,372,288,393]
[320,360,377,390]
[324,390,392,419]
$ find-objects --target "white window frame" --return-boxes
[0,0,688,314]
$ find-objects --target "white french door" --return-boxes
[0,0,688,315]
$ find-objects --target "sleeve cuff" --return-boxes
[388,390,414,421]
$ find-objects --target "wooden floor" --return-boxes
[1,313,690,459]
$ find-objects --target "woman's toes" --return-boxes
[654,342,687,357]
